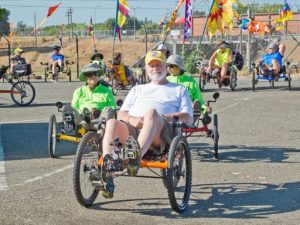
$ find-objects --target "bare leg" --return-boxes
[221,62,229,79]
[52,61,58,74]
[137,109,164,157]
[207,61,219,74]
[271,59,281,75]
[102,119,130,156]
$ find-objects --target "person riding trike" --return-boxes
[73,50,193,213]
[252,43,291,91]
[9,48,32,82]
[106,52,136,94]
[166,55,220,158]
[200,41,240,91]
[41,45,74,82]
[90,52,106,76]
[48,63,116,158]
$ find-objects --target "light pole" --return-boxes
[93,5,101,25]
[132,7,140,40]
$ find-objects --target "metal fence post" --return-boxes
[246,9,252,72]
[73,33,79,79]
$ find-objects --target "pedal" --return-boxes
[126,147,136,159]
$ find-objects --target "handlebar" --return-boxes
[40,62,49,66]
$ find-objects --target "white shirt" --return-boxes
[121,82,193,121]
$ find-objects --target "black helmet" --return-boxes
[53,45,61,50]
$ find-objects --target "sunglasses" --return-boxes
[168,65,178,68]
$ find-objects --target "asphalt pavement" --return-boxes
[0,77,299,225]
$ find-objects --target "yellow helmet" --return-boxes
[14,47,24,54]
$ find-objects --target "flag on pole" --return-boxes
[159,16,167,28]
[87,17,94,36]
[31,2,62,34]
[166,0,185,33]
[183,0,193,43]
[114,0,130,42]
[207,0,237,37]
[273,0,293,31]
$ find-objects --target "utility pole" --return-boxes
[66,9,71,41]
[69,7,74,39]
[34,12,37,46]
[246,9,252,72]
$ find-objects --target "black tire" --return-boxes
[212,114,219,159]
[287,71,291,90]
[48,114,57,158]
[252,70,256,92]
[111,78,118,95]
[270,79,274,89]
[10,81,35,106]
[68,68,72,82]
[73,132,102,207]
[166,135,191,213]
[44,67,48,82]
[230,69,237,91]
[199,74,206,91]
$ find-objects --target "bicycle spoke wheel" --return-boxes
[48,115,58,158]
[167,135,191,213]
[10,81,35,106]
[73,132,102,207]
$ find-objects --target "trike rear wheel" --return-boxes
[10,81,35,106]
[111,78,118,95]
[212,114,219,159]
[73,132,102,207]
[48,114,57,158]
[166,135,191,213]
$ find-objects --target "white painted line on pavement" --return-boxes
[0,125,9,191]
[214,97,250,114]
[11,164,73,187]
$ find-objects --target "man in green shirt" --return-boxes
[166,55,210,114]
[71,63,116,123]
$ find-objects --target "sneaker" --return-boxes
[125,136,141,176]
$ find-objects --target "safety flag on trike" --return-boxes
[183,0,193,43]
[113,0,130,42]
[273,0,293,31]
[31,2,62,34]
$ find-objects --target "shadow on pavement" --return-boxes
[89,181,300,219]
[189,143,300,163]
[1,123,77,160]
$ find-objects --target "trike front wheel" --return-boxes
[48,114,57,158]
[73,132,102,207]
[10,81,35,106]
[166,135,192,213]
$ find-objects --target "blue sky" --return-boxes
[0,0,299,27]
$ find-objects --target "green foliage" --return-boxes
[235,3,284,14]
[0,8,10,36]
[183,47,200,74]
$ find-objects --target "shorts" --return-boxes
[120,116,176,152]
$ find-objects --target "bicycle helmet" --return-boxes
[53,45,61,51]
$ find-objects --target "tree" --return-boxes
[0,8,10,36]
[16,21,27,32]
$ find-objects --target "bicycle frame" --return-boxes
[0,75,24,95]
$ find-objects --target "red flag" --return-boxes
[47,2,62,17]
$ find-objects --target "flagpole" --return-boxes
[198,0,216,45]
[113,0,119,61]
